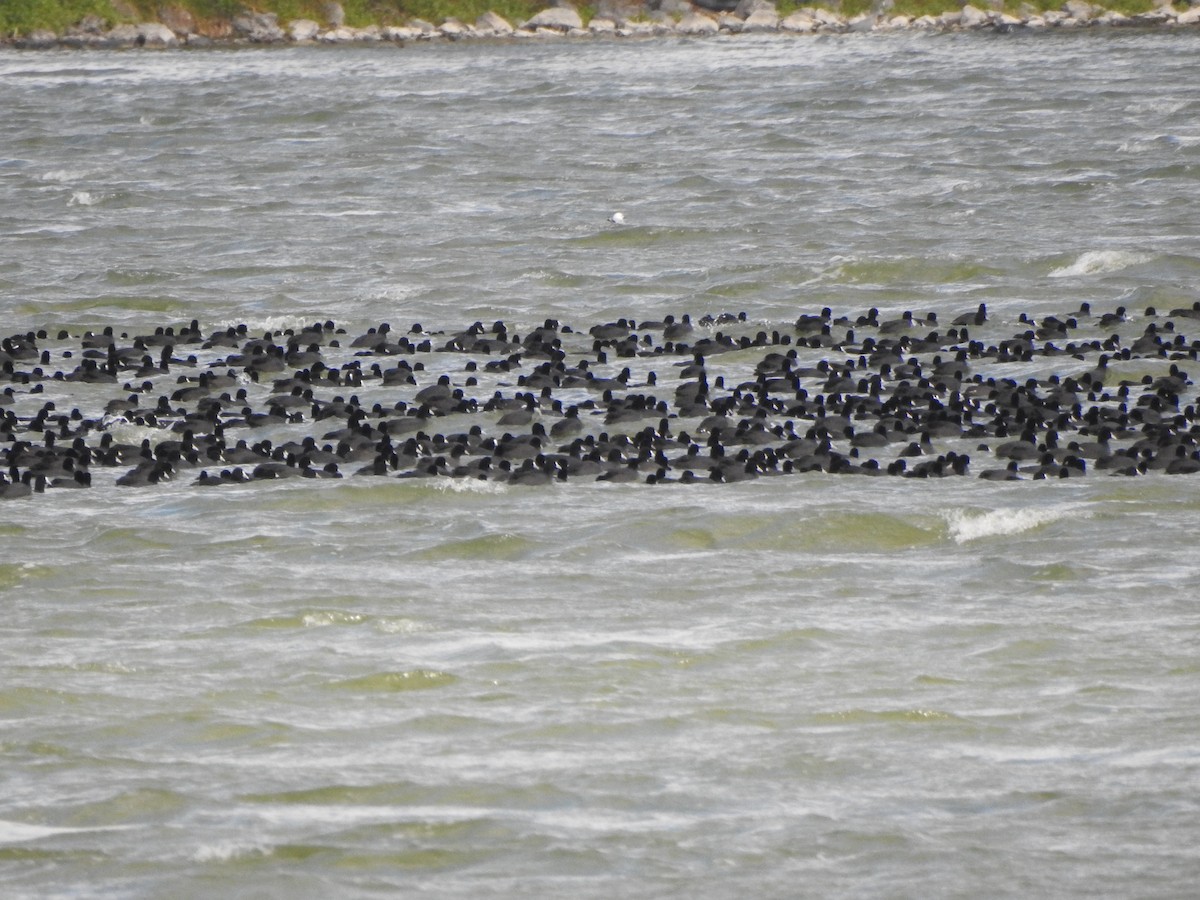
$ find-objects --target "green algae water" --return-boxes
[3,31,1200,898]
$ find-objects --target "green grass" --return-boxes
[0,0,1182,36]
[1,0,116,34]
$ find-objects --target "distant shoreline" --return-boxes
[4,1,1200,51]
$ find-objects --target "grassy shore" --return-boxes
[0,0,1180,37]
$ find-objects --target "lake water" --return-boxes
[2,30,1200,897]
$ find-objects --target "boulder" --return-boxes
[677,10,720,33]
[1177,6,1200,24]
[71,14,107,34]
[157,5,195,35]
[105,23,142,46]
[735,0,775,16]
[779,11,815,31]
[232,11,285,42]
[521,6,584,30]
[289,19,320,41]
[848,13,876,31]
[18,29,59,48]
[588,17,618,33]
[382,25,422,40]
[811,7,847,28]
[959,4,990,27]
[1062,0,1096,20]
[138,22,178,46]
[742,8,780,31]
[476,11,515,35]
[322,2,346,27]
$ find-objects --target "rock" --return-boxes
[105,23,142,46]
[320,26,356,42]
[409,18,438,35]
[1062,0,1096,21]
[692,0,741,11]
[138,22,178,46]
[476,11,515,35]
[959,4,991,27]
[289,19,320,41]
[382,25,420,40]
[1177,6,1200,24]
[439,19,468,38]
[72,14,107,34]
[734,0,775,17]
[742,8,780,31]
[811,8,847,29]
[658,0,694,14]
[677,11,720,33]
[232,11,285,42]
[195,16,233,39]
[157,5,194,35]
[322,2,346,27]
[847,13,876,31]
[779,11,815,32]
[588,17,618,33]
[18,29,59,49]
[521,6,584,31]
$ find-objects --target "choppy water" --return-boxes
[3,30,1200,897]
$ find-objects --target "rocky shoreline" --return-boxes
[5,0,1200,50]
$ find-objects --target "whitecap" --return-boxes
[0,820,137,843]
[1048,250,1152,279]
[434,477,508,495]
[945,506,1083,544]
[68,191,103,207]
[193,840,270,862]
[40,168,93,184]
[213,315,313,334]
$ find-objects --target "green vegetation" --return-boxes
[0,0,114,34]
[0,0,1181,37]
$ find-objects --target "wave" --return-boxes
[0,820,138,844]
[1048,250,1153,278]
[945,506,1084,544]
[330,670,458,692]
[68,191,105,207]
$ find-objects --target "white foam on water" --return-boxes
[434,477,508,495]
[0,821,137,844]
[945,506,1085,545]
[1048,250,1152,279]
[68,191,104,207]
[193,840,270,862]
[301,611,366,628]
[213,315,313,334]
[40,168,94,184]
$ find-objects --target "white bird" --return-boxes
[608,211,625,225]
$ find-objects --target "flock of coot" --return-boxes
[3,300,1200,499]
